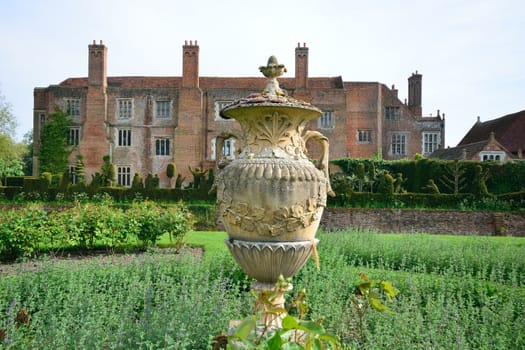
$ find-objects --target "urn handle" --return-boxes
[303,130,335,197]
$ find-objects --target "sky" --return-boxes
[0,0,523,147]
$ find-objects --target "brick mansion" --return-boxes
[33,40,445,188]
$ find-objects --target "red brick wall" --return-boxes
[81,86,109,178]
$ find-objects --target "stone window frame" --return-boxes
[117,128,132,147]
[480,151,505,162]
[215,100,234,121]
[385,106,401,121]
[116,165,132,187]
[318,111,335,129]
[155,138,171,156]
[68,127,81,146]
[422,131,441,155]
[210,136,236,160]
[155,100,172,118]
[65,98,81,117]
[390,132,407,156]
[357,129,372,144]
[116,98,134,120]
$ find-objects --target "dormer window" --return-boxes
[480,151,505,162]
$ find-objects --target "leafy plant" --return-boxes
[347,272,399,346]
[0,204,47,260]
[225,276,340,349]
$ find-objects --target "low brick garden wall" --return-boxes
[320,208,525,237]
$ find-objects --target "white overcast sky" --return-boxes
[0,0,523,147]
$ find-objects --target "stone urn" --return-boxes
[214,56,334,290]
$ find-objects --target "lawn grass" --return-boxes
[183,231,228,255]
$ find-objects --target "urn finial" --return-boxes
[259,56,287,97]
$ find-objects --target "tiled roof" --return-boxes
[459,110,525,153]
[429,141,486,160]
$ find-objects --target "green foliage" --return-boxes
[439,160,467,194]
[425,179,440,194]
[393,172,407,193]
[100,155,115,186]
[0,89,17,137]
[472,164,490,197]
[356,163,365,192]
[0,252,248,349]
[74,154,86,186]
[189,166,208,189]
[0,231,524,348]
[0,204,47,260]
[0,200,194,259]
[331,158,525,195]
[22,177,49,197]
[126,200,194,246]
[38,108,72,174]
[166,163,176,180]
[328,192,476,209]
[187,203,217,231]
[226,276,340,350]
[175,173,186,189]
[377,171,394,196]
[21,129,33,176]
[348,273,400,346]
[0,134,25,182]
[131,172,144,191]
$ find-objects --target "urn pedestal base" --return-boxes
[225,238,319,284]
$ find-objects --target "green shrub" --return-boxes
[23,177,48,195]
[0,186,23,200]
[331,158,525,195]
[497,191,525,209]
[126,200,194,247]
[0,204,47,260]
[4,176,26,187]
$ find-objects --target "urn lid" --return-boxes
[220,56,322,120]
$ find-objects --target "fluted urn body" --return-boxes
[214,57,333,284]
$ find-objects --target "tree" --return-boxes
[0,88,26,183]
[0,89,17,137]
[22,130,33,176]
[0,133,25,184]
[38,108,72,174]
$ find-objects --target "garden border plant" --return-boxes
[0,195,194,261]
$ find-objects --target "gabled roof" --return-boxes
[459,110,525,153]
[430,133,515,160]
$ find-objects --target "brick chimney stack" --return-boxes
[182,40,199,88]
[88,40,107,87]
[408,71,422,116]
[295,42,309,90]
